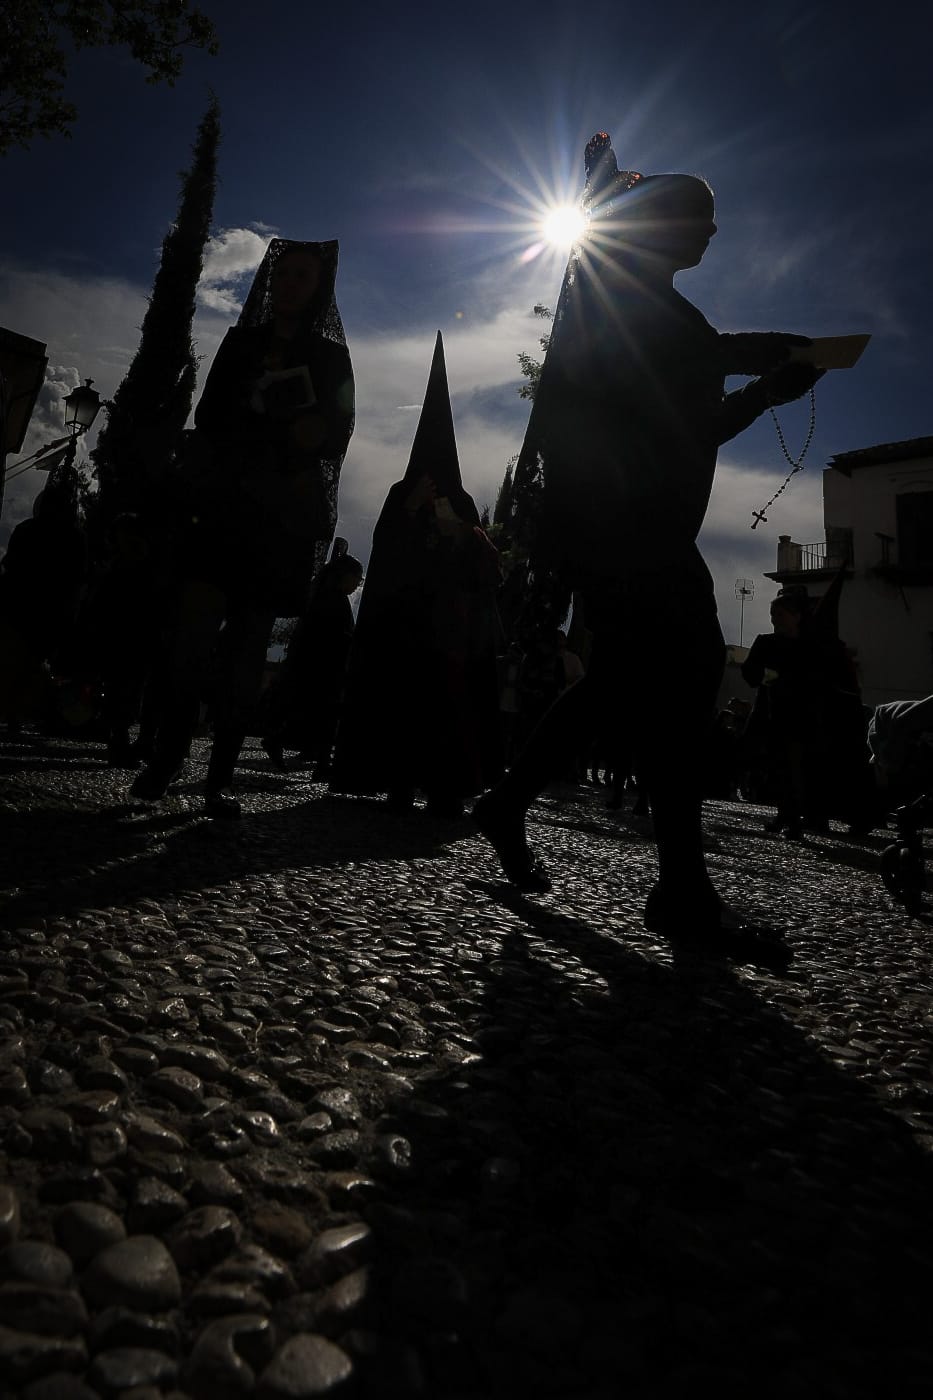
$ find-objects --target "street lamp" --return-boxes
[2,372,104,508]
[48,377,104,483]
[62,379,102,436]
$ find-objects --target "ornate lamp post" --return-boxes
[36,378,103,486]
[2,375,104,513]
[61,379,102,453]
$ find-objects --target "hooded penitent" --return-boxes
[329,332,503,803]
[189,237,354,612]
[399,331,479,525]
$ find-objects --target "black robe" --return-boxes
[182,321,354,614]
[330,482,504,802]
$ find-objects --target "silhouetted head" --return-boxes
[321,552,363,595]
[588,173,715,277]
[582,133,715,275]
[270,246,323,323]
[337,556,364,595]
[771,589,810,637]
[238,239,344,346]
[621,174,716,269]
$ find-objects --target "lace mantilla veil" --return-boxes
[238,238,348,347]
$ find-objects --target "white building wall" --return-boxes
[838,576,933,705]
[778,456,933,706]
[824,454,933,571]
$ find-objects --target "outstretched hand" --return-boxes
[761,361,825,406]
[720,331,812,376]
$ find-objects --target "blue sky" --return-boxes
[2,0,932,640]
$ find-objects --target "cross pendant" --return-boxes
[751,509,768,530]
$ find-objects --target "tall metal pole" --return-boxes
[735,579,754,648]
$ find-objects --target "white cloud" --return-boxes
[2,249,831,649]
[197,225,273,318]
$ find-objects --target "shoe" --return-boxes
[644,886,791,971]
[472,791,551,892]
[130,760,182,802]
[262,737,288,771]
[204,787,242,819]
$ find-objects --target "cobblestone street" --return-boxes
[1,734,931,1399]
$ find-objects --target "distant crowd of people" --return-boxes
[2,133,928,945]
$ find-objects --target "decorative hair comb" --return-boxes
[583,132,643,213]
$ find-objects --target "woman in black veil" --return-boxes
[330,332,503,817]
[131,238,354,816]
[474,133,822,942]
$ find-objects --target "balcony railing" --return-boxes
[798,541,827,571]
[776,531,854,574]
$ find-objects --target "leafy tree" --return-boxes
[0,1,218,155]
[492,459,514,527]
[495,302,575,647]
[92,93,220,516]
[515,303,552,401]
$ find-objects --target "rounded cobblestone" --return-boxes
[1,735,932,1397]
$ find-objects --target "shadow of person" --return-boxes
[357,883,933,1399]
[490,880,793,974]
[0,785,477,929]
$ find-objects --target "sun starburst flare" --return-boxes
[542,204,586,248]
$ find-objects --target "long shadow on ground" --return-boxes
[0,792,473,930]
[360,886,933,1400]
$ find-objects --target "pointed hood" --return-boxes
[401,332,465,503]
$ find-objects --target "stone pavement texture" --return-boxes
[0,734,931,1399]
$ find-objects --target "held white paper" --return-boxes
[789,334,871,370]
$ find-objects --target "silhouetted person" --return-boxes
[869,693,933,808]
[0,479,87,729]
[130,239,354,817]
[330,333,503,817]
[743,586,876,836]
[474,132,821,944]
[262,541,363,773]
[72,512,165,765]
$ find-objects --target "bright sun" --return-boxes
[542,204,586,247]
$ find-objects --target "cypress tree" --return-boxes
[493,460,514,527]
[92,93,220,514]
